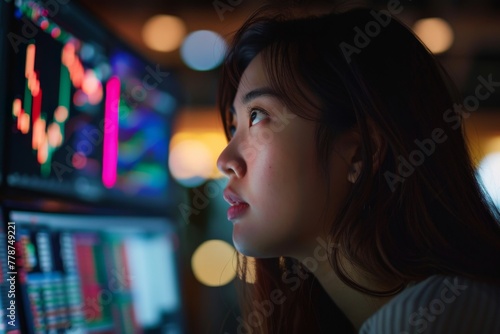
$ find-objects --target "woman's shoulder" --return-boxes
[359,274,500,334]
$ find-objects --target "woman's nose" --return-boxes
[217,144,245,179]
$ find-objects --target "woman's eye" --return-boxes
[249,108,268,126]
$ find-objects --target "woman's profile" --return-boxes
[216,5,500,333]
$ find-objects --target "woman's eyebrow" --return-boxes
[230,87,281,113]
[241,87,281,104]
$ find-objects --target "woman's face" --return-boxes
[217,54,353,258]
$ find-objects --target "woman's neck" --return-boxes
[296,254,400,331]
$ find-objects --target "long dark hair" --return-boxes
[218,6,500,333]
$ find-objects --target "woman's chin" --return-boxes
[232,231,259,257]
[232,231,282,258]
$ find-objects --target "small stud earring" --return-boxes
[347,162,362,184]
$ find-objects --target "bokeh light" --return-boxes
[142,15,187,52]
[82,69,100,95]
[54,106,69,123]
[51,27,61,39]
[477,152,500,209]
[169,139,213,187]
[47,122,62,147]
[237,254,256,284]
[191,240,236,287]
[484,137,500,156]
[169,131,227,187]
[412,17,454,54]
[180,30,227,71]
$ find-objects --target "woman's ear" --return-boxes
[347,161,362,184]
[346,119,387,184]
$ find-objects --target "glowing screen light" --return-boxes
[180,30,227,71]
[477,152,500,210]
[108,51,172,200]
[102,76,121,188]
[8,1,107,199]
[11,41,74,171]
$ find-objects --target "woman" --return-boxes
[216,6,500,333]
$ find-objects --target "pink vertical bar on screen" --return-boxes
[103,76,120,188]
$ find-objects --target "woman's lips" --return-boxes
[227,203,249,220]
[223,188,249,220]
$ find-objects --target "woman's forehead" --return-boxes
[234,55,268,101]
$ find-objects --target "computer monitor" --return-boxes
[0,0,10,187]
[2,0,181,209]
[4,209,183,333]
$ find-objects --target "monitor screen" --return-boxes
[6,210,183,333]
[4,0,180,208]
